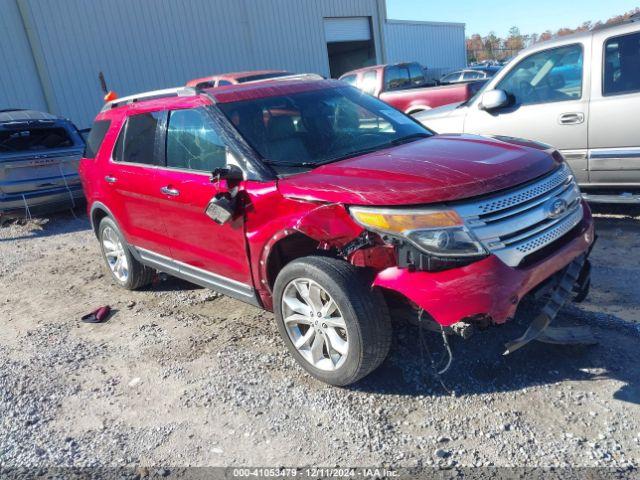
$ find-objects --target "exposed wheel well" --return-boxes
[266,233,326,289]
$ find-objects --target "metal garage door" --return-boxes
[324,17,371,42]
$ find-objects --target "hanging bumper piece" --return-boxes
[503,254,596,355]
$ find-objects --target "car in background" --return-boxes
[187,70,293,89]
[439,67,501,84]
[415,16,640,203]
[339,62,486,115]
[0,109,85,217]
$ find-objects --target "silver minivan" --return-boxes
[416,16,640,202]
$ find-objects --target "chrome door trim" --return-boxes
[134,246,260,306]
[588,148,640,171]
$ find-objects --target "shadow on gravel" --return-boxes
[0,209,90,242]
[353,305,640,404]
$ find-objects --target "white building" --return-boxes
[0,0,466,127]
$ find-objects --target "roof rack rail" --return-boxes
[101,86,197,112]
[592,13,640,31]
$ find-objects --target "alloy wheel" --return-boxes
[281,278,349,371]
[101,226,129,282]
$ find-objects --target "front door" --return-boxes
[464,43,590,183]
[154,107,253,295]
[588,29,640,185]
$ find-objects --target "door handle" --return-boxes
[104,175,117,184]
[558,112,584,125]
[161,186,180,197]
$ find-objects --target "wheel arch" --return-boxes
[89,201,116,237]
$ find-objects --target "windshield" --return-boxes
[218,86,432,174]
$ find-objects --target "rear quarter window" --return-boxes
[83,120,111,159]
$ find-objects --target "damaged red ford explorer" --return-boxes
[79,79,594,386]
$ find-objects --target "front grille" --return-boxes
[453,164,583,267]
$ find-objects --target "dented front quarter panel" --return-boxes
[373,203,595,327]
[243,181,362,310]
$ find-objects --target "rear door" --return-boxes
[463,42,590,184]
[104,111,172,255]
[154,106,253,289]
[588,28,640,184]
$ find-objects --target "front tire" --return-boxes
[273,256,392,386]
[98,217,154,290]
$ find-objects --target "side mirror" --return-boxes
[205,194,236,225]
[480,89,509,111]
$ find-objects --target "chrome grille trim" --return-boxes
[455,164,572,218]
[453,164,583,267]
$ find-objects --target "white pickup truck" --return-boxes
[416,15,640,204]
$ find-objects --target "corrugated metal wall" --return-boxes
[0,0,47,111]
[7,0,385,127]
[1,0,466,128]
[384,20,466,78]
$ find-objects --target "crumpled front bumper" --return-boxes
[373,203,595,327]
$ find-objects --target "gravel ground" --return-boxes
[1,207,639,472]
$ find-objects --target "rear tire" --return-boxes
[273,256,392,386]
[98,217,154,290]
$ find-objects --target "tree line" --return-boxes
[466,7,640,63]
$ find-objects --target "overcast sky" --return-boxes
[386,0,639,37]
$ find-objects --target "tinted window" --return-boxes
[441,72,461,83]
[166,108,226,172]
[384,65,410,90]
[0,126,73,153]
[341,74,357,86]
[497,44,583,106]
[114,112,162,165]
[361,71,378,94]
[218,86,431,175]
[83,120,110,158]
[217,80,232,86]
[462,71,483,80]
[604,31,640,96]
[408,63,425,86]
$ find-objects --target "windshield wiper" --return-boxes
[390,133,431,146]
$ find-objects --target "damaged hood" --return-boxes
[277,134,561,206]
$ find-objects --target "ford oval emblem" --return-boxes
[546,198,568,219]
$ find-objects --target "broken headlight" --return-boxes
[349,206,486,258]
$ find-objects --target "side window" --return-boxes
[384,65,410,91]
[441,72,460,83]
[83,120,111,159]
[166,108,227,172]
[217,80,232,86]
[603,32,640,96]
[497,44,583,106]
[361,71,378,95]
[341,74,357,87]
[462,71,483,80]
[408,63,425,86]
[114,112,162,165]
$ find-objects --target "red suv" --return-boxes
[79,79,594,386]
